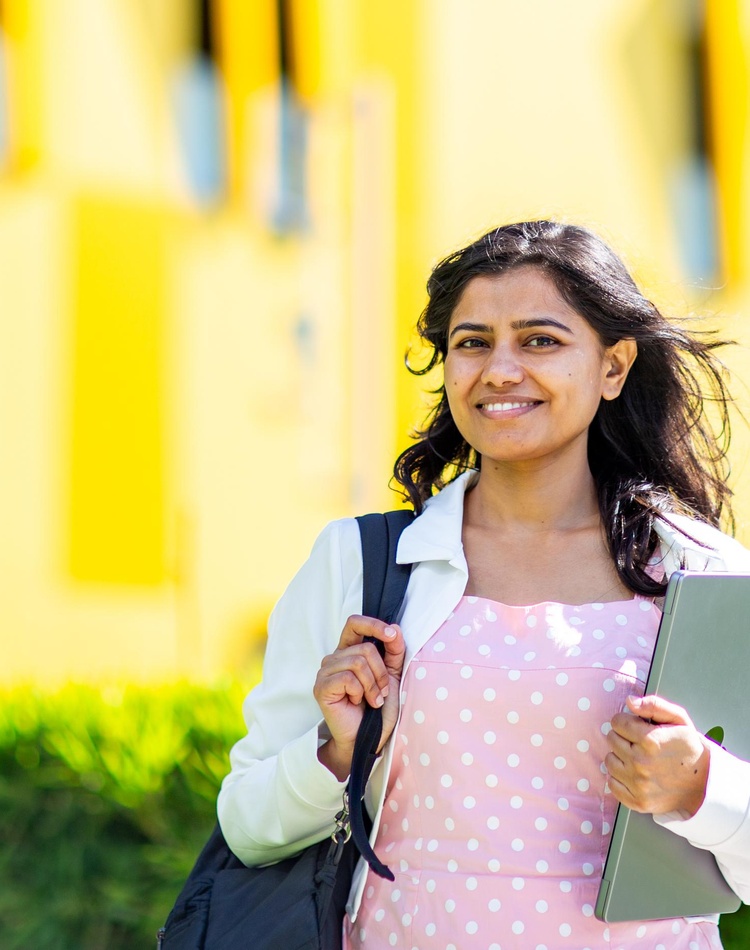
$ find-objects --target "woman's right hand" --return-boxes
[314,616,406,781]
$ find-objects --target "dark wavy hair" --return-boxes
[393,220,734,597]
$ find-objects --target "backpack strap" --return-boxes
[346,510,414,881]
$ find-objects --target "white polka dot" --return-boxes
[414,837,423,850]
[413,709,425,723]
[615,646,627,659]
[388,800,398,812]
[507,753,520,768]
[465,921,478,934]
[419,753,430,766]
[414,666,426,680]
[508,669,521,681]
[366,885,375,899]
[461,751,473,765]
[426,879,436,893]
[560,881,572,893]
[672,921,682,934]
[559,923,572,937]
[486,773,499,788]
[435,686,448,700]
[463,796,476,809]
[478,643,491,656]
[582,862,595,875]
[535,817,548,831]
[445,899,455,912]
[401,912,412,926]
[536,900,548,913]
[467,838,479,851]
[424,796,434,809]
[459,625,472,636]
[524,651,536,661]
[577,697,591,711]
[388,932,397,946]
[601,722,612,736]
[577,779,590,792]
[483,688,496,701]
[554,716,566,729]
[581,820,593,834]
[593,628,605,640]
[359,928,366,941]
[603,678,616,692]
[466,877,478,891]
[530,733,543,747]
[558,797,569,811]
[447,859,458,872]
[460,665,473,679]
[554,756,567,769]
[512,877,524,890]
[531,776,544,789]
[511,838,524,851]
[488,899,501,912]
[510,796,523,809]
[433,641,446,652]
[425,922,436,935]
[569,645,582,656]
[488,858,501,872]
[507,711,520,724]
[437,730,449,744]
[401,818,409,831]
[577,739,590,752]
[504,634,517,646]
[445,817,455,831]
[616,614,627,626]
[536,859,549,872]
[602,821,610,834]
[555,672,569,686]
[487,815,501,829]
[484,730,497,744]
[426,839,438,852]
[459,708,472,722]
[375,909,385,922]
[486,609,497,621]
[526,614,537,627]
[530,691,544,705]
[440,774,453,787]
[559,840,571,853]
[512,921,525,934]
[636,925,647,938]
[401,754,409,766]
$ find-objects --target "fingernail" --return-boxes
[381,685,389,698]
[374,694,385,707]
[384,626,397,638]
[628,695,642,707]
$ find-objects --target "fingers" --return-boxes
[625,694,694,727]
[317,641,390,710]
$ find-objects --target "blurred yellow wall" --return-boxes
[2,0,750,683]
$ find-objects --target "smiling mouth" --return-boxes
[478,400,541,412]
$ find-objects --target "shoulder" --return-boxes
[654,513,750,572]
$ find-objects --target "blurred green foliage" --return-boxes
[0,681,748,949]
[0,681,248,949]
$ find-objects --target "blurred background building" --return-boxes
[2,0,750,683]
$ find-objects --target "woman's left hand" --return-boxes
[605,694,710,818]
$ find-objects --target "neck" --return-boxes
[466,455,601,533]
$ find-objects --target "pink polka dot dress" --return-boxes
[343,596,723,950]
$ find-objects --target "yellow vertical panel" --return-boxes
[69,197,167,584]
[288,0,322,100]
[214,0,279,201]
[704,0,747,282]
[2,0,43,168]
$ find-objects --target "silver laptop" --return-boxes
[595,571,750,922]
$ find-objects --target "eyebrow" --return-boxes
[448,317,574,340]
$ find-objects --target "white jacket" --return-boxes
[218,472,750,918]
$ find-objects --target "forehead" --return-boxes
[449,267,584,326]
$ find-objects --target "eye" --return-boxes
[525,334,558,348]
[454,336,489,349]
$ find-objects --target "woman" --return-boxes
[219,221,750,948]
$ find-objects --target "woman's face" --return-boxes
[443,266,635,469]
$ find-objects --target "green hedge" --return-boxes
[0,683,748,949]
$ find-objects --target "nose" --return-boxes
[480,345,525,387]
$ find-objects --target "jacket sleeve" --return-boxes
[653,744,750,902]
[217,518,364,867]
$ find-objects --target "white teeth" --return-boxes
[482,402,530,412]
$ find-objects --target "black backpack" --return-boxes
[158,510,414,950]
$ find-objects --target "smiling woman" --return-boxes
[219,221,750,950]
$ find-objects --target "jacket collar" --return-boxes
[396,471,477,568]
